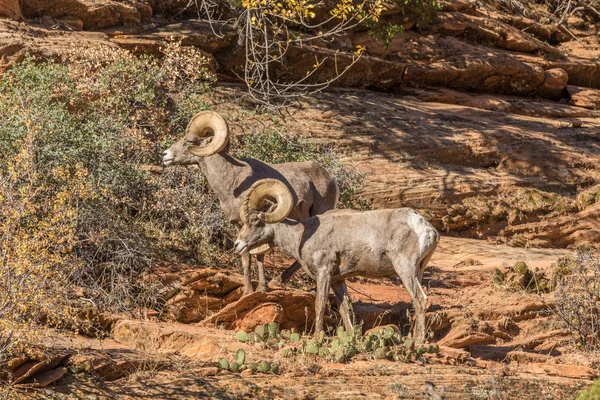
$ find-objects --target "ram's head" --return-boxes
[234,179,294,254]
[162,111,230,166]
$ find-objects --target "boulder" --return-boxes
[538,68,568,100]
[567,85,600,109]
[17,367,66,388]
[157,266,245,323]
[20,0,151,30]
[199,290,317,333]
[0,0,21,19]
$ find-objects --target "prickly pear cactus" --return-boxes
[255,324,266,340]
[305,341,319,355]
[270,363,280,374]
[319,347,330,358]
[248,332,260,342]
[257,361,271,373]
[330,338,340,351]
[334,348,345,363]
[290,332,301,342]
[236,349,246,365]
[344,345,358,358]
[280,329,291,340]
[247,362,258,371]
[268,322,279,339]
[492,268,505,286]
[513,261,528,275]
[236,330,248,343]
[318,330,325,345]
[427,344,440,354]
[229,362,241,373]
[382,327,394,340]
[416,345,428,357]
[218,358,229,370]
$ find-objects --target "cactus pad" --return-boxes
[382,327,394,340]
[236,349,246,365]
[254,324,266,340]
[280,329,291,340]
[319,347,330,358]
[305,341,319,355]
[374,347,387,360]
[229,362,241,373]
[513,261,528,275]
[236,330,248,343]
[218,358,229,370]
[268,322,279,338]
[257,361,271,372]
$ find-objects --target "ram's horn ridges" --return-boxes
[186,111,230,157]
[240,179,294,224]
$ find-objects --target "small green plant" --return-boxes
[236,349,246,365]
[236,331,249,343]
[280,324,437,364]
[368,24,405,48]
[492,262,556,293]
[576,378,600,400]
[216,350,279,374]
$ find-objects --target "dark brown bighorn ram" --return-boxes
[234,179,439,343]
[163,111,339,294]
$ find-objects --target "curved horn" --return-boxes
[240,179,294,224]
[186,111,230,157]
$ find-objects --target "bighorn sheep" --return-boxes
[162,111,338,294]
[234,179,439,342]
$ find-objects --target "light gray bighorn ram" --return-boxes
[162,111,339,294]
[233,179,439,343]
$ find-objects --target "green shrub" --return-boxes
[0,44,216,320]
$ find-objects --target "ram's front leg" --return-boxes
[256,253,267,293]
[241,252,253,295]
[314,265,331,335]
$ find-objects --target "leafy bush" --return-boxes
[553,250,600,351]
[0,42,216,338]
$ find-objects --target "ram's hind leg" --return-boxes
[392,256,428,344]
[332,280,354,334]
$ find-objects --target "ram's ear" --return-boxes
[295,200,305,213]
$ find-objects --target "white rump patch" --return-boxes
[407,210,432,257]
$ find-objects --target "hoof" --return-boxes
[256,285,268,293]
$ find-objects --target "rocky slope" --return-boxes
[0,0,599,247]
[2,237,594,398]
